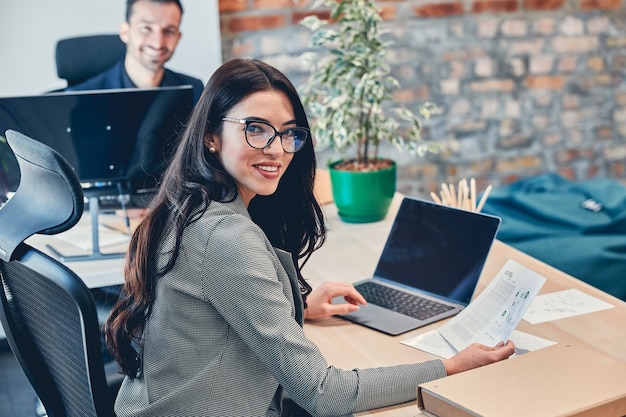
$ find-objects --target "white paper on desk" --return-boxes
[438,259,546,352]
[53,224,131,251]
[402,329,556,358]
[523,288,614,324]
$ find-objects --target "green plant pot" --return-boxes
[329,160,396,223]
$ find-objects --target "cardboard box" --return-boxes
[418,343,626,417]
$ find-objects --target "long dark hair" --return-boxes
[105,58,326,377]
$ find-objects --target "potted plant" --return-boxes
[300,0,446,223]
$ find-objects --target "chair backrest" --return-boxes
[56,34,126,87]
[0,130,114,417]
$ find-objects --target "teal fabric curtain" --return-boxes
[481,173,626,301]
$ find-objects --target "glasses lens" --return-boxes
[245,121,274,148]
[281,128,308,153]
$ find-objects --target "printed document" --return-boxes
[438,259,546,352]
[402,329,556,358]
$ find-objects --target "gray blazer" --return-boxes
[114,197,446,417]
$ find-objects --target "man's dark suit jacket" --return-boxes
[65,59,204,103]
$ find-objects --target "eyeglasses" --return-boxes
[221,117,309,153]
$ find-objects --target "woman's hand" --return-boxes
[441,340,516,375]
[304,281,367,320]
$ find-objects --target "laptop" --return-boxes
[334,196,501,335]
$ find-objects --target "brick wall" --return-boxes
[218,0,626,199]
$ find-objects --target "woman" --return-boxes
[105,58,514,417]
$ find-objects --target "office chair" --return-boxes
[0,129,121,417]
[55,34,126,88]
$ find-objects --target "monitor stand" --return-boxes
[47,194,127,262]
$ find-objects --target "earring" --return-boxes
[209,147,216,153]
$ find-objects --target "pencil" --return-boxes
[430,191,442,205]
[470,178,477,211]
[449,183,458,207]
[476,185,492,212]
[441,183,452,206]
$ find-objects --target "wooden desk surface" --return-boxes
[302,194,626,416]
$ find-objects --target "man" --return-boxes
[66,0,203,102]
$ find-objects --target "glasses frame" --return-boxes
[221,116,309,153]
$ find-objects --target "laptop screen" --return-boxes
[373,197,501,305]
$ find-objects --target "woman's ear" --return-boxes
[204,135,219,154]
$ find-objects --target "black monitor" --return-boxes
[0,86,194,203]
[0,86,194,261]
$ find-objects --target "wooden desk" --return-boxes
[302,194,626,416]
[17,195,626,415]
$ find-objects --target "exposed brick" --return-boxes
[610,162,626,177]
[253,0,308,8]
[449,99,472,115]
[558,167,576,179]
[231,39,255,57]
[586,56,605,71]
[219,0,247,13]
[556,148,595,162]
[562,110,582,128]
[450,21,465,38]
[543,132,562,146]
[441,79,460,95]
[449,61,467,78]
[476,18,500,38]
[530,90,555,106]
[607,37,626,48]
[441,49,488,61]
[502,39,545,55]
[558,55,578,72]
[501,19,528,36]
[475,58,494,77]
[498,134,534,149]
[532,17,556,35]
[505,100,521,117]
[594,125,613,140]
[613,108,626,124]
[509,57,527,77]
[533,114,550,129]
[603,144,626,160]
[470,79,516,92]
[559,16,585,35]
[552,36,599,53]
[575,73,622,90]
[524,0,565,10]
[481,99,500,118]
[529,55,555,74]
[496,155,543,171]
[562,94,580,109]
[414,2,465,17]
[612,55,626,72]
[472,0,518,13]
[524,75,567,89]
[227,15,287,32]
[452,120,488,133]
[394,86,430,102]
[380,4,398,20]
[499,118,519,135]
[587,16,612,34]
[579,0,622,10]
[470,159,494,174]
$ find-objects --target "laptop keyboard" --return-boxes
[355,281,455,321]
